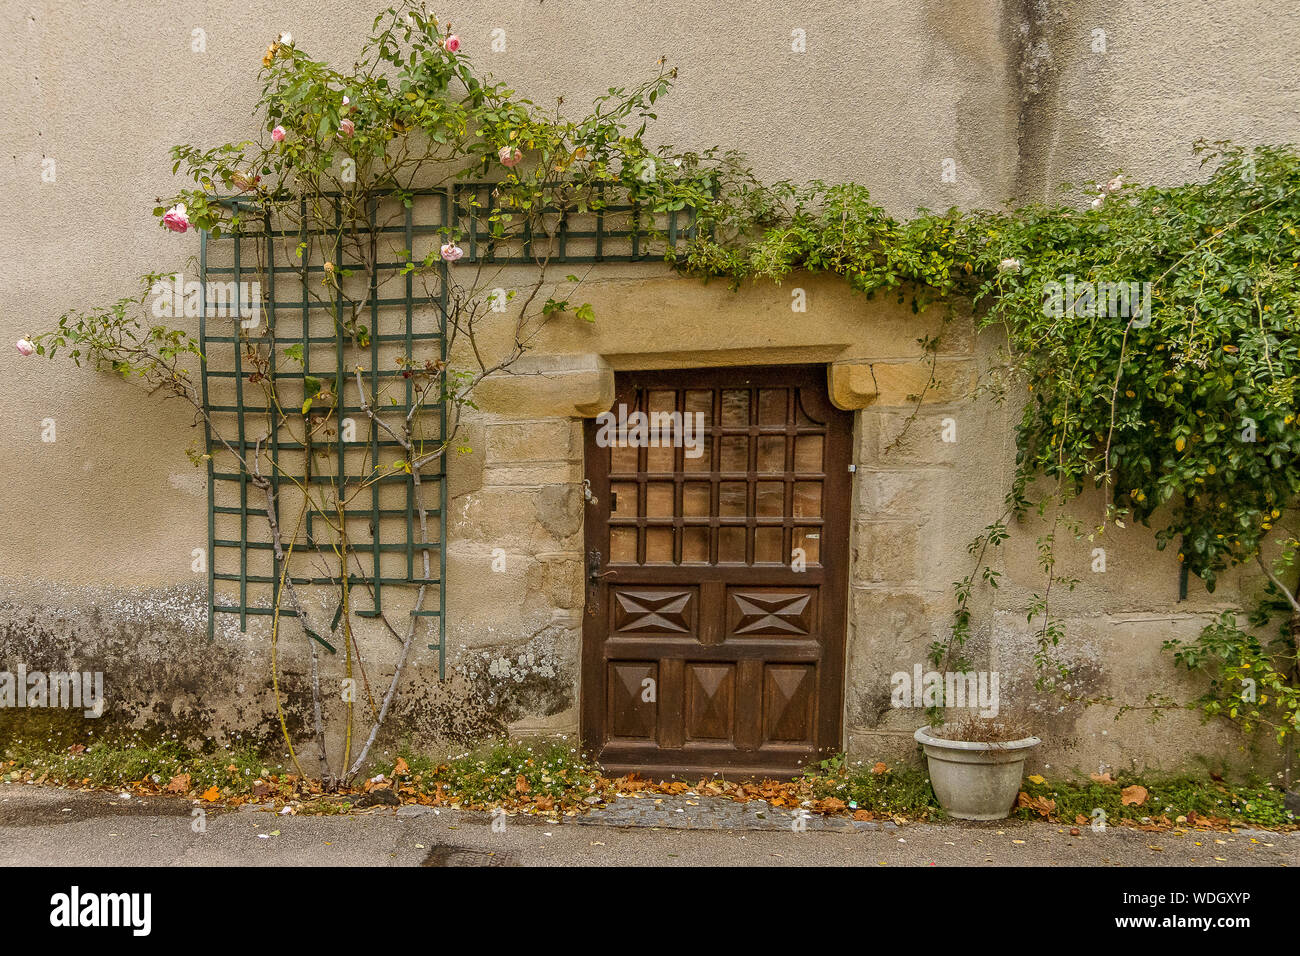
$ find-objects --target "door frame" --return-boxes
[579,364,853,776]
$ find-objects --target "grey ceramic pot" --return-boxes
[915,725,1041,821]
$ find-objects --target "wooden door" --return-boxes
[581,365,853,778]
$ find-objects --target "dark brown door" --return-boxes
[581,365,853,778]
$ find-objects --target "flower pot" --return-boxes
[915,725,1041,821]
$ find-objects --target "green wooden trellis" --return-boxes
[197,182,698,676]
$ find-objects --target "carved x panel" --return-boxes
[730,590,814,635]
[613,588,694,634]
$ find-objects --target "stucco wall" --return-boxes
[2,0,1296,774]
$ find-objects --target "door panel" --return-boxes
[582,365,853,778]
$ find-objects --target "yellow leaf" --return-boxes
[202,786,220,802]
[1027,774,1046,785]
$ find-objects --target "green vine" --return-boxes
[678,141,1300,748]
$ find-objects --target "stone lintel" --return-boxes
[473,353,615,419]
[830,359,976,410]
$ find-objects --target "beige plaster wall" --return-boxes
[1,0,1296,774]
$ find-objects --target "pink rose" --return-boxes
[340,118,355,138]
[499,146,523,168]
[440,243,464,262]
[16,338,36,356]
[162,203,191,233]
[443,34,460,52]
[272,125,286,143]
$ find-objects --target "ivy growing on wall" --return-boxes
[678,141,1300,749]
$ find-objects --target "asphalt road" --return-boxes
[1,782,1295,867]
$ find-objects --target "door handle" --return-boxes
[586,549,615,617]
[587,549,615,583]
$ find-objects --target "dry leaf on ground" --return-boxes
[1121,785,1149,806]
[1016,791,1056,816]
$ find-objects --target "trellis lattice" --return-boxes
[199,190,450,672]
[198,183,697,673]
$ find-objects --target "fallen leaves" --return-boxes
[1016,791,1057,817]
[165,773,191,794]
[1121,785,1149,807]
[201,786,221,802]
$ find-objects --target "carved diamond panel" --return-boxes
[729,589,814,635]
[685,663,735,742]
[763,664,815,744]
[613,588,695,634]
[606,662,657,740]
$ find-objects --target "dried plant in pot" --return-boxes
[914,715,1040,821]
